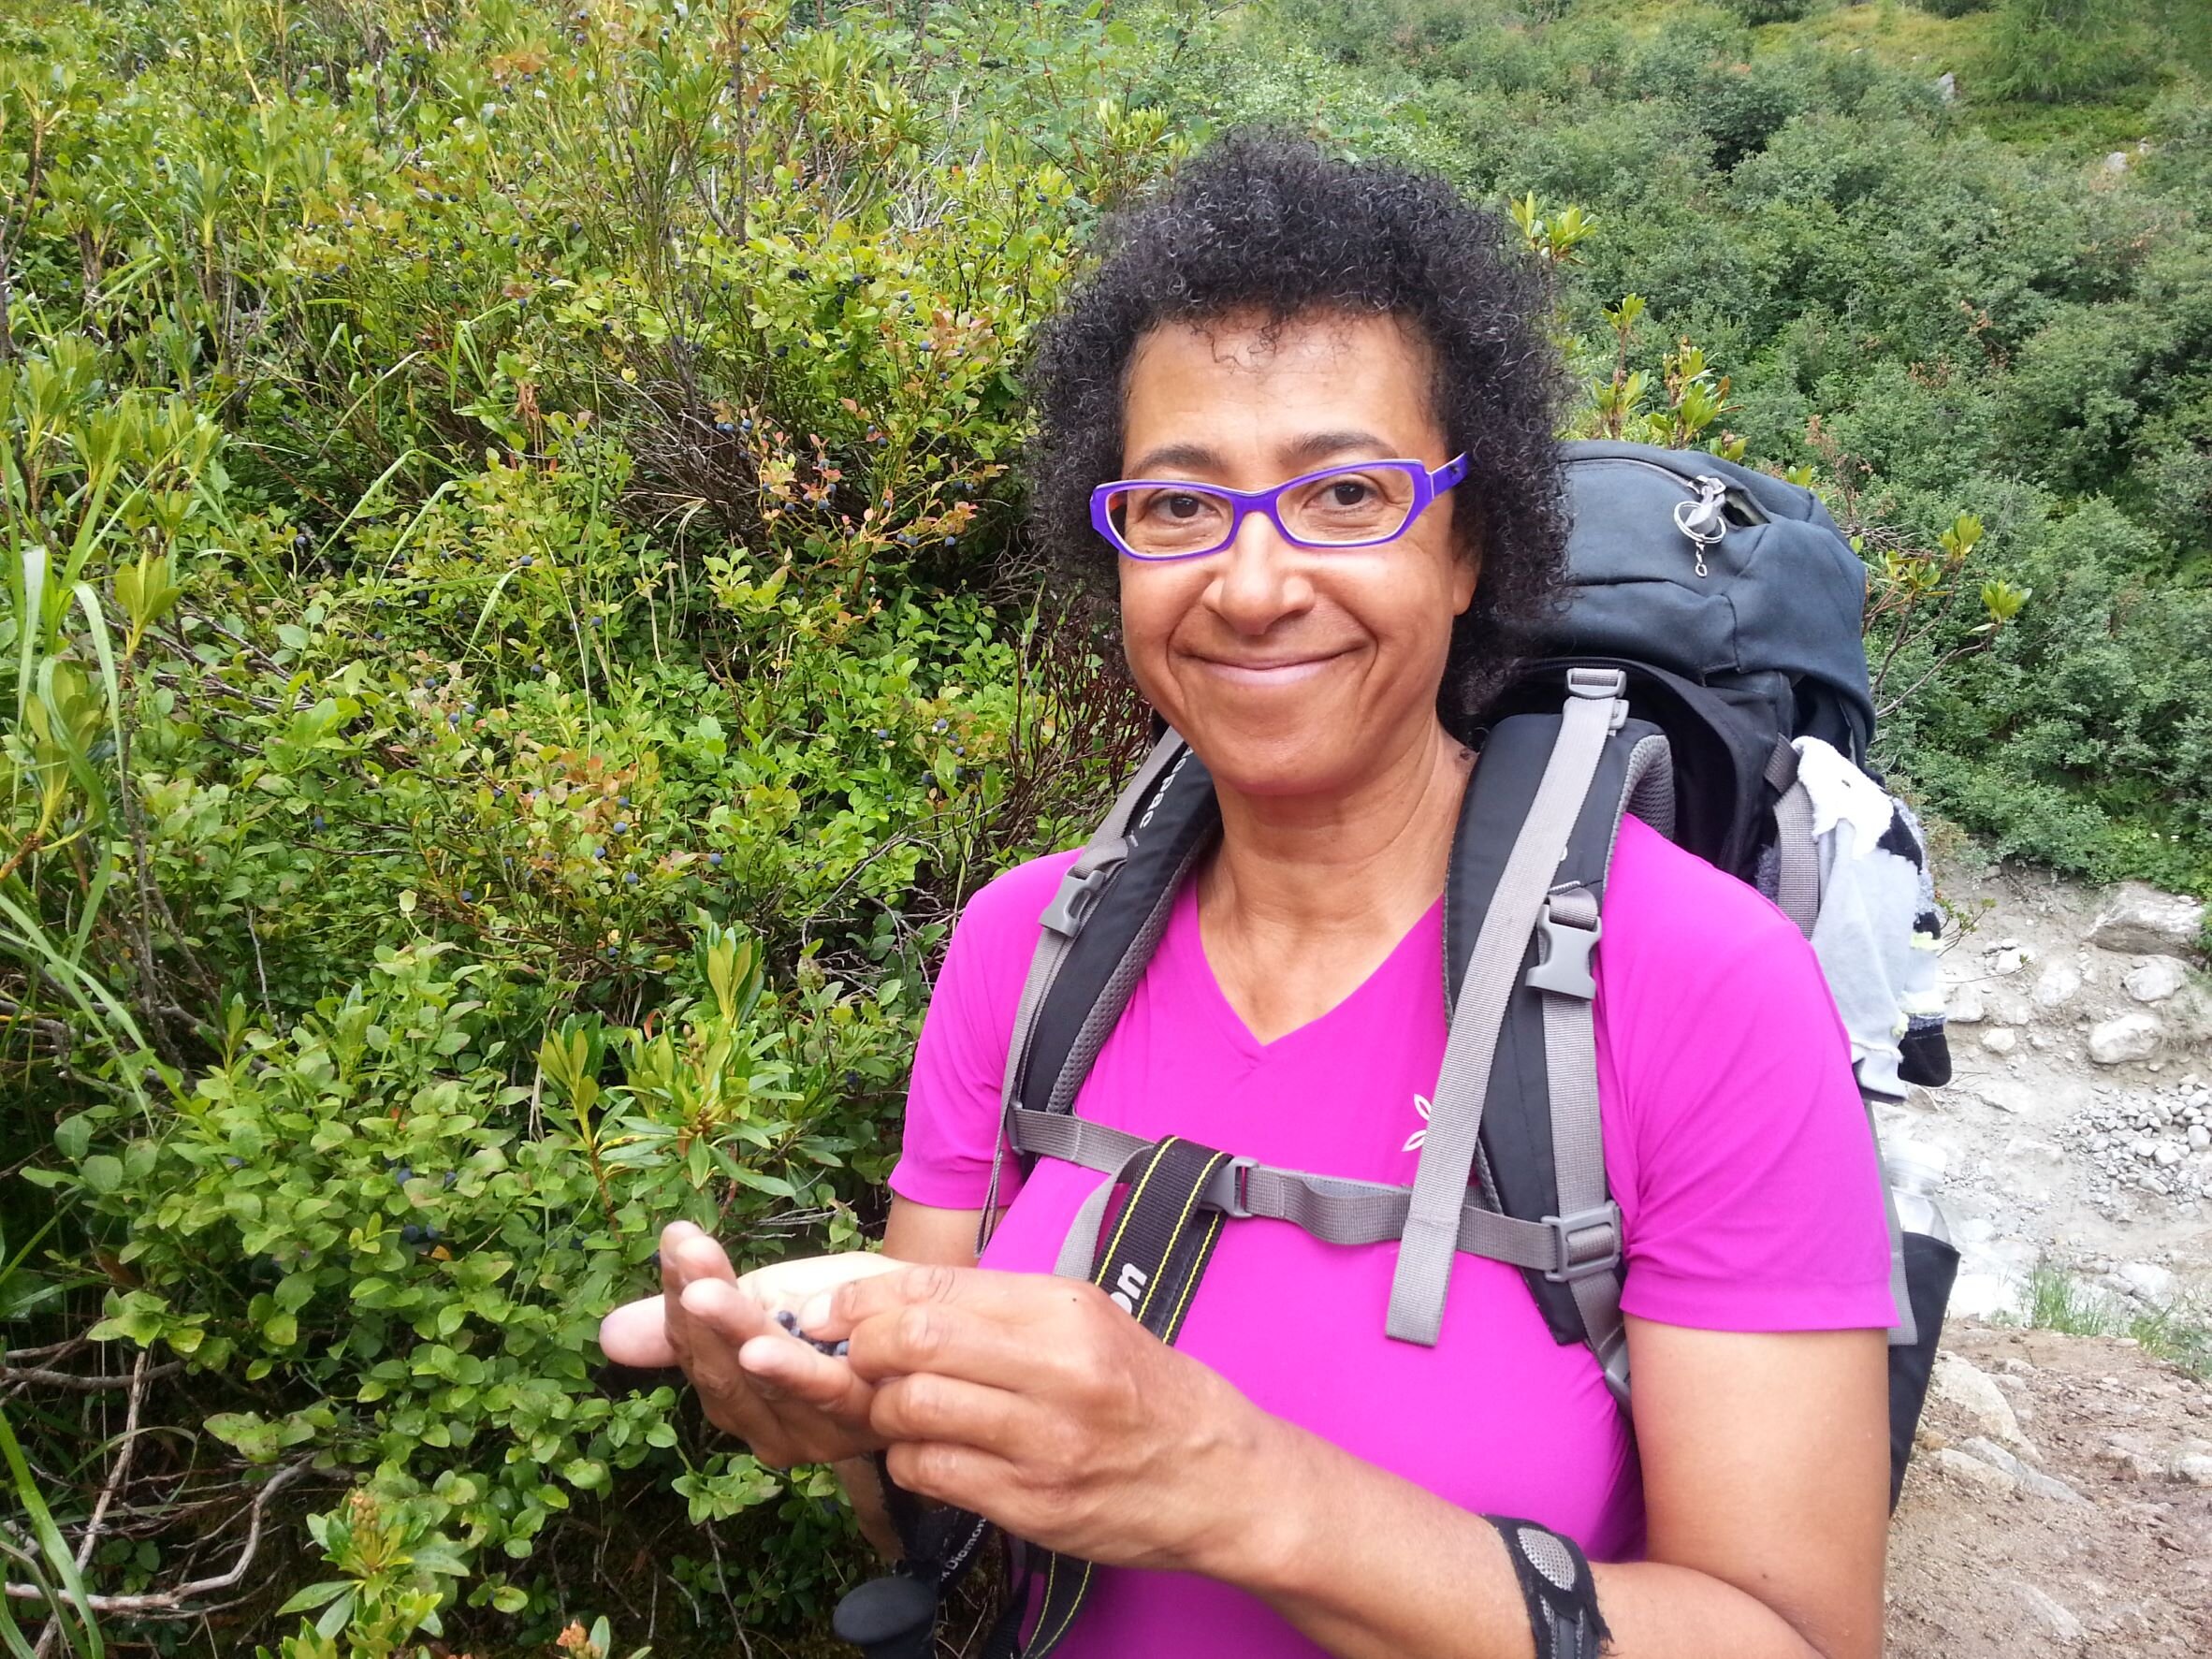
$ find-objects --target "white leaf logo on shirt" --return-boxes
[1402,1093,1432,1154]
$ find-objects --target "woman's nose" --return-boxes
[1205,508,1311,633]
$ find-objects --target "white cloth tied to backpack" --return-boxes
[1791,737,1948,1101]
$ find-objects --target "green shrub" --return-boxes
[1981,0,2157,103]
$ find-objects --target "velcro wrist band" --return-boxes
[1485,1515,1611,1659]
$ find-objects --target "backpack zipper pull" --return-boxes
[1671,475,1729,577]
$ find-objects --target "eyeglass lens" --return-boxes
[1104,463,1419,558]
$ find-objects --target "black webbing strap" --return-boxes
[981,1134,1231,1659]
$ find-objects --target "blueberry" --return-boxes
[943,535,956,546]
[873,728,889,740]
[461,888,473,901]
[225,1156,243,1169]
[898,533,915,546]
[623,871,639,885]
[611,821,629,835]
[707,851,723,867]
[618,795,631,807]
[395,1165,414,1184]
[464,703,477,715]
[443,1171,458,1188]
[740,418,752,432]
[518,556,533,568]
[932,719,948,733]
[401,1223,425,1244]
[313,814,326,831]
[715,420,735,433]
[590,846,604,858]
[774,1309,800,1334]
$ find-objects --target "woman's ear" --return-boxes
[1453,536,1482,616]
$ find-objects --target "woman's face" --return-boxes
[1115,310,1477,800]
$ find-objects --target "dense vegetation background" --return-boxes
[1,0,2205,1652]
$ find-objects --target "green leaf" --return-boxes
[54,1113,94,1161]
[79,1155,122,1194]
[276,1579,352,1617]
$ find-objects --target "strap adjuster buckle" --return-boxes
[1526,895,1602,1000]
[1039,851,1123,938]
[1541,1202,1622,1284]
[1205,1156,1258,1219]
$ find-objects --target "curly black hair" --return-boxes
[1025,129,1569,728]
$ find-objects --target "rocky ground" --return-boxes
[1878,868,2210,1654]
[1877,872,2211,1319]
[1887,1321,2212,1654]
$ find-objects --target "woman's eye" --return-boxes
[1162,493,1204,519]
[1328,481,1371,507]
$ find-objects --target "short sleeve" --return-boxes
[1597,822,1898,1334]
[887,851,1078,1210]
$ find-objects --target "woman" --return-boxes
[604,132,1896,1658]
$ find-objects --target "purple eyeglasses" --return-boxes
[1091,453,1470,561]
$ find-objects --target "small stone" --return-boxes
[2124,955,2190,1004]
[2155,1141,2183,1167]
[2117,1261,2176,1302]
[2104,150,2132,174]
[1931,1446,2017,1496]
[1960,1437,2085,1504]
[1932,1354,2029,1448]
[2013,1582,2085,1643]
[1948,985,1986,1026]
[2172,1452,2212,1486]
[2030,962,2082,1011]
[2190,1125,2210,1151]
[1990,946,2027,977]
[2089,1012,2164,1066]
[2087,882,2205,955]
[1981,1027,2018,1055]
[1935,69,1957,101]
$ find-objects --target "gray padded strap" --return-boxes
[1766,739,1819,940]
[1866,1090,1917,1350]
[979,733,1190,1254]
[1053,1173,1122,1282]
[1009,1109,1571,1271]
[1388,679,1623,1346]
[1538,967,1631,1408]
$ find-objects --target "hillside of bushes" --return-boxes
[0,0,2205,1652]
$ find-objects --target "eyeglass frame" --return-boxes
[1089,453,1472,562]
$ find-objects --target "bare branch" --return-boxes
[1,1464,310,1616]
[0,1363,182,1393]
[34,1350,151,1659]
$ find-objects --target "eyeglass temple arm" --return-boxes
[1433,454,1471,491]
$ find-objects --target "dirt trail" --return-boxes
[1887,1320,2212,1654]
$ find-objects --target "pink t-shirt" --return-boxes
[890,815,1894,1655]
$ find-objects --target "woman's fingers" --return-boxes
[882,1438,1026,1519]
[598,1293,676,1367]
[868,1370,1030,1458]
[844,1291,1081,1393]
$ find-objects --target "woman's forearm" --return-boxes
[1204,1412,1831,1659]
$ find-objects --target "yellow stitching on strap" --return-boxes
[1135,1151,1228,1322]
[1090,1135,1180,1287]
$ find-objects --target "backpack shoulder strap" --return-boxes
[1412,669,1675,1405]
[976,732,1218,1252]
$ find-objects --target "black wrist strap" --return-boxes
[1486,1516,1611,1659]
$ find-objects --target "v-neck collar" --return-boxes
[1167,876,1446,1059]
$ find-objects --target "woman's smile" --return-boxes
[1188,646,1356,686]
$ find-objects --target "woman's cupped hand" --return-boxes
[807,1261,1270,1576]
[597,1222,906,1468]
[601,1235,1273,1578]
